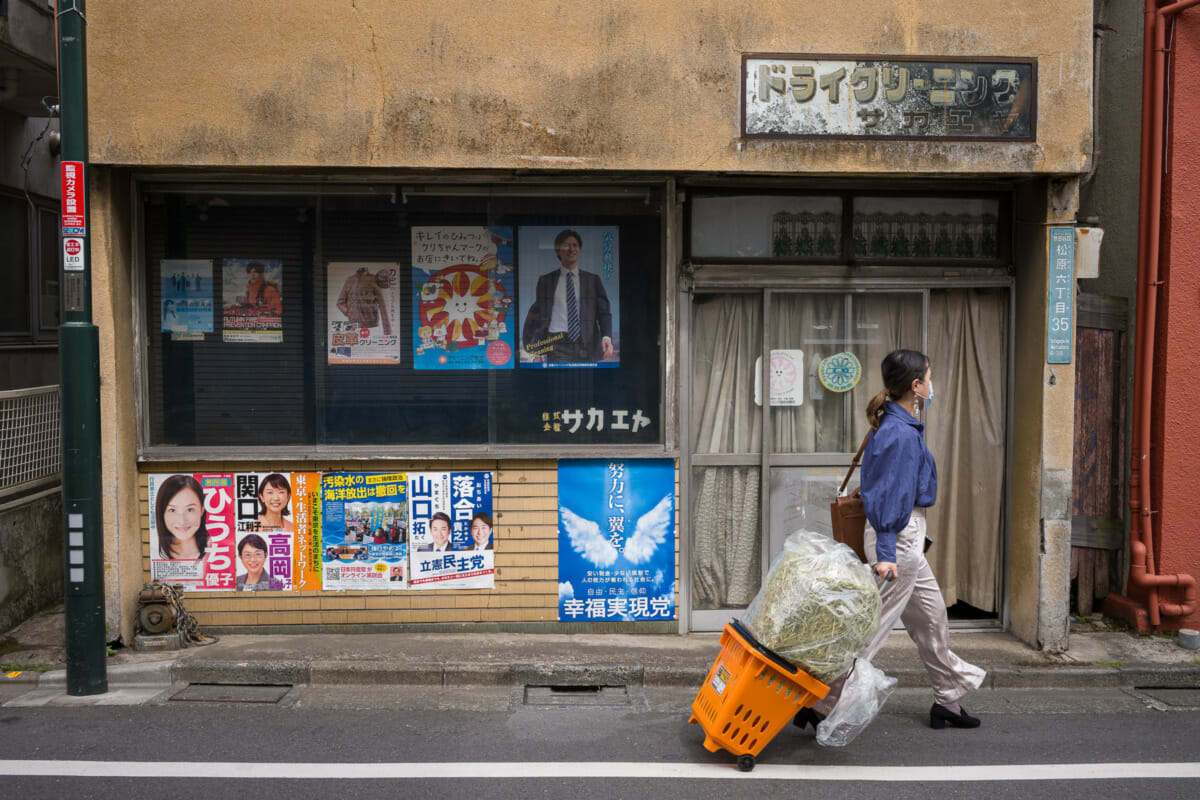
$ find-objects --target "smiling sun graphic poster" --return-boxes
[411,226,516,370]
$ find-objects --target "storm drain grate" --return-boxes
[170,683,293,704]
[523,685,631,706]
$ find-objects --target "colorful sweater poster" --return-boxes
[557,460,676,621]
[222,258,283,343]
[327,261,401,365]
[148,473,237,591]
[408,472,495,590]
[320,473,408,589]
[412,226,515,370]
[161,259,213,334]
[518,226,620,369]
[230,472,320,591]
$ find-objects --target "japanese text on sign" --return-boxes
[1047,227,1075,364]
[743,56,1035,140]
[541,408,652,434]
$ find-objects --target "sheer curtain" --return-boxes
[690,295,762,609]
[925,289,1007,611]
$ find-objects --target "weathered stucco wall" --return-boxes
[0,492,63,635]
[86,0,1093,175]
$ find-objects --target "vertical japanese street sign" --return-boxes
[61,160,86,235]
[1047,227,1075,364]
[742,55,1035,140]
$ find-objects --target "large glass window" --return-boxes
[0,190,58,342]
[142,188,664,449]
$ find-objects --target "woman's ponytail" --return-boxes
[865,389,889,430]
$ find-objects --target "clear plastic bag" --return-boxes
[815,658,897,747]
[740,529,881,681]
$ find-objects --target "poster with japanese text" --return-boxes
[412,227,515,370]
[148,473,237,591]
[320,473,408,589]
[408,471,495,590]
[222,258,283,343]
[289,472,324,591]
[160,259,213,335]
[327,261,401,365]
[557,460,676,621]
[230,472,320,591]
[518,226,620,368]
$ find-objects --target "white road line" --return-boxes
[0,761,1198,781]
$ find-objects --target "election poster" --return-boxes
[148,473,237,591]
[327,261,401,365]
[518,226,620,369]
[290,472,323,591]
[412,226,516,370]
[160,259,213,336]
[557,460,676,621]
[230,472,320,591]
[320,473,408,590]
[408,471,495,590]
[222,258,283,343]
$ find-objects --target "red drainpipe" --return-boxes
[1109,0,1200,629]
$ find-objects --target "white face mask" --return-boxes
[919,380,934,409]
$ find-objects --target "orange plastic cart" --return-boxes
[688,619,829,771]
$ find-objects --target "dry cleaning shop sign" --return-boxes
[742,55,1035,141]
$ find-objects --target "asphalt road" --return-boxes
[0,686,1197,799]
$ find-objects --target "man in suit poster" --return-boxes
[519,227,620,368]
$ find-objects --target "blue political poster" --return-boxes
[408,471,495,590]
[161,259,213,334]
[412,226,516,370]
[319,472,408,590]
[557,459,676,622]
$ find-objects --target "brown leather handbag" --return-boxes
[830,433,870,562]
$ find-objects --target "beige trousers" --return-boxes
[814,507,986,715]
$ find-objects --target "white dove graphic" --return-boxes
[561,494,673,567]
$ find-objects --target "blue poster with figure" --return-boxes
[557,459,676,622]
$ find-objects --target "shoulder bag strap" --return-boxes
[837,431,871,495]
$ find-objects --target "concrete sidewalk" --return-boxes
[4,604,1199,698]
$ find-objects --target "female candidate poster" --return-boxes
[320,473,408,590]
[412,227,515,370]
[408,471,495,590]
[518,226,620,368]
[231,472,321,591]
[148,473,237,591]
[160,259,213,336]
[327,261,401,365]
[222,258,283,343]
[557,460,676,621]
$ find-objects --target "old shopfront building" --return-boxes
[84,2,1094,650]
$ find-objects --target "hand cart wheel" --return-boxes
[737,754,756,772]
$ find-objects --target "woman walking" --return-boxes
[801,348,985,730]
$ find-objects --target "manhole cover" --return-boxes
[523,685,630,706]
[170,683,292,703]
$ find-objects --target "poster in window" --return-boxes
[411,227,515,370]
[320,472,408,590]
[160,259,213,335]
[557,460,676,621]
[327,262,401,365]
[408,472,495,590]
[148,473,237,591]
[222,258,283,343]
[230,472,320,591]
[518,226,620,369]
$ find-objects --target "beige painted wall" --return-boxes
[86,0,1092,175]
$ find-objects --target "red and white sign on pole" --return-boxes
[63,236,85,272]
[61,161,86,235]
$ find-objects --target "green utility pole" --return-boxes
[57,0,107,695]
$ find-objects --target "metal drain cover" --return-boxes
[523,685,630,706]
[170,683,292,703]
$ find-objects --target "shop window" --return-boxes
[0,190,58,342]
[141,189,664,450]
[688,190,1008,266]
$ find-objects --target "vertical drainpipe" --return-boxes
[57,0,107,695]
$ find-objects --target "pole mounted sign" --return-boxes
[61,161,86,235]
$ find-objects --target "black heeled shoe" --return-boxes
[792,707,824,730]
[929,703,980,729]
